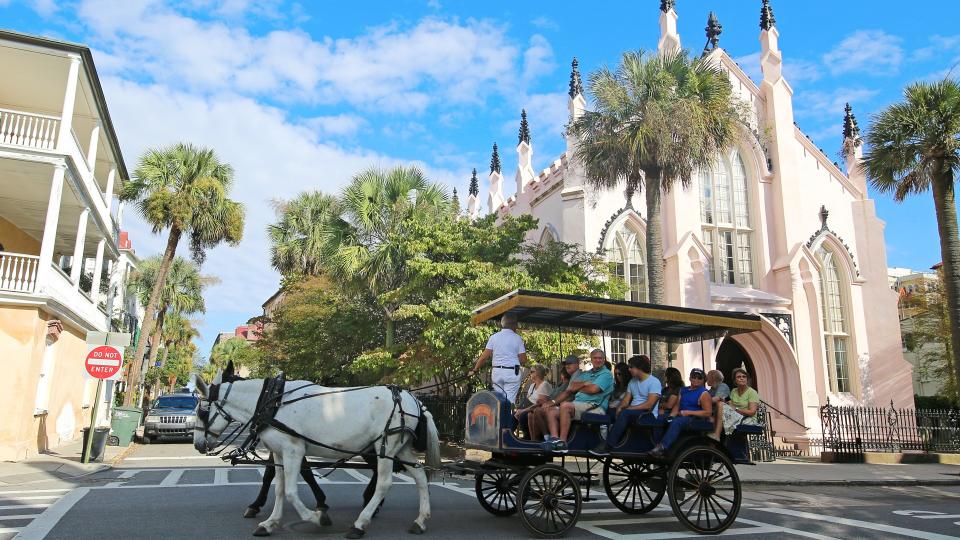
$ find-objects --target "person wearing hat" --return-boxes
[528,355,580,442]
[469,312,527,403]
[644,367,713,458]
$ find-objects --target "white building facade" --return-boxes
[472,1,913,443]
[0,30,138,460]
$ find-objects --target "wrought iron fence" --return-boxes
[821,399,960,457]
[419,394,470,444]
[748,404,776,462]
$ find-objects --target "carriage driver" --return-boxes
[469,313,528,403]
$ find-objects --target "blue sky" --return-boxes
[3,0,959,356]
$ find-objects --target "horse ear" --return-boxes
[194,373,208,397]
[224,360,235,378]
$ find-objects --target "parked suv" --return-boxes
[142,393,199,444]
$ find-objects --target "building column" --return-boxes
[70,209,89,288]
[36,166,66,290]
[104,167,116,213]
[91,238,105,304]
[117,201,125,229]
[57,54,82,151]
[86,121,101,170]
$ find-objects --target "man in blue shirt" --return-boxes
[543,349,614,452]
[590,355,661,456]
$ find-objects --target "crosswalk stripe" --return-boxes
[0,527,22,533]
[0,514,43,521]
[0,495,60,502]
[0,504,52,511]
[213,468,228,485]
[0,489,70,496]
[160,469,185,487]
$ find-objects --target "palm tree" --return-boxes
[569,50,741,361]
[120,143,245,406]
[862,79,960,396]
[209,337,252,370]
[267,166,447,348]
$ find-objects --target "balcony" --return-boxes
[0,252,40,293]
[0,108,60,152]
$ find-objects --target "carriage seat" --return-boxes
[732,424,764,435]
[579,412,611,425]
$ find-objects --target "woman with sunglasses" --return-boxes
[644,367,713,458]
[712,367,760,440]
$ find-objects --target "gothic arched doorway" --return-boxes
[715,338,758,395]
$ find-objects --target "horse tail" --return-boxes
[422,409,441,482]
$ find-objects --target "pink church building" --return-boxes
[465,0,913,444]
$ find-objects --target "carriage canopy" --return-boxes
[470,289,761,343]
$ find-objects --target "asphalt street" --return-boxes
[4,441,960,539]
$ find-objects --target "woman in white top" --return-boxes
[514,365,553,439]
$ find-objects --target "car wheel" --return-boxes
[141,435,152,445]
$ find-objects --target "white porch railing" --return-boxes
[0,108,60,151]
[0,252,40,293]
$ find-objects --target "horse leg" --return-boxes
[245,455,276,518]
[255,454,286,536]
[361,454,382,517]
[399,447,431,534]
[299,459,331,526]
[278,446,329,529]
[346,456,394,538]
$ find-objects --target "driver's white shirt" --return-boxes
[485,329,525,367]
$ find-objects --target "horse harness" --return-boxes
[199,373,429,470]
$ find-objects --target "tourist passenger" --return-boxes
[712,367,760,440]
[706,369,731,440]
[606,362,632,415]
[644,368,713,458]
[469,313,527,403]
[528,356,579,441]
[543,349,614,452]
[659,367,683,416]
[514,365,553,439]
[589,355,661,456]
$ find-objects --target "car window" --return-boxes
[153,396,198,409]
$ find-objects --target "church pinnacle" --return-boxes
[842,103,861,142]
[660,0,675,13]
[760,0,776,31]
[518,109,530,145]
[569,58,583,99]
[490,143,501,174]
[703,11,722,54]
[468,168,479,196]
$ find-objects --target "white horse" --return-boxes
[193,370,440,538]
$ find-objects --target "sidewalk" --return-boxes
[738,458,960,486]
[0,438,131,486]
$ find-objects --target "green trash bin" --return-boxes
[109,406,143,446]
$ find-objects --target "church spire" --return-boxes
[842,103,861,142]
[760,0,776,31]
[703,11,722,54]
[490,143,501,174]
[569,58,583,99]
[518,109,530,144]
[468,168,479,196]
[659,0,675,13]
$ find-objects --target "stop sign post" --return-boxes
[85,345,124,380]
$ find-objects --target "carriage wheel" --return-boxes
[475,469,519,516]
[667,445,741,534]
[602,458,666,514]
[517,464,582,538]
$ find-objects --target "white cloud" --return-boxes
[784,59,822,83]
[531,16,558,31]
[30,0,57,16]
[303,114,368,137]
[822,30,903,76]
[794,87,879,121]
[77,2,526,113]
[522,34,555,83]
[733,52,761,83]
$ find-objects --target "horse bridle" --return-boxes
[196,379,237,444]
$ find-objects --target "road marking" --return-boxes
[0,528,22,534]
[343,469,370,483]
[214,468,228,485]
[0,495,60,502]
[577,516,781,539]
[0,489,71,496]
[754,507,960,540]
[0,504,51,511]
[160,469,185,487]
[89,480,368,490]
[0,514,44,521]
[15,488,87,540]
[123,455,224,461]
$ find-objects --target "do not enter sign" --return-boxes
[85,345,124,380]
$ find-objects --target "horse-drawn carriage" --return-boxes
[456,289,764,537]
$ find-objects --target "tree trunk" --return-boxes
[124,226,182,406]
[645,173,668,369]
[385,308,395,349]
[147,308,166,371]
[160,340,171,368]
[931,170,960,402]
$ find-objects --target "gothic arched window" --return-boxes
[700,150,753,286]
[606,228,648,362]
[817,247,851,393]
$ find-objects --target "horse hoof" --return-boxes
[408,523,425,535]
[345,526,365,539]
[243,507,259,519]
[319,513,333,527]
[252,526,271,537]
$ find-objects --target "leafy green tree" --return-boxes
[267,166,447,349]
[569,50,741,361]
[120,143,245,406]
[863,79,960,395]
[209,337,262,373]
[900,270,958,403]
